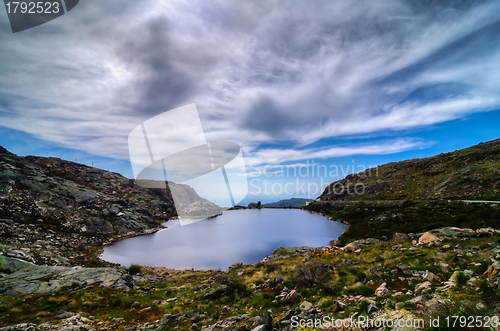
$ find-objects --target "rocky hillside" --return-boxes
[0,146,219,265]
[2,226,500,330]
[319,138,500,201]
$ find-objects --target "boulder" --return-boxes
[448,255,465,264]
[272,246,320,256]
[431,227,476,238]
[414,281,432,295]
[336,301,347,311]
[423,271,442,283]
[0,264,137,295]
[375,283,389,298]
[159,313,178,327]
[276,275,285,282]
[418,232,439,245]
[396,263,412,276]
[368,267,384,278]
[0,255,35,274]
[203,284,227,299]
[260,310,273,330]
[439,261,452,273]
[393,233,411,242]
[282,289,297,302]
[191,313,205,323]
[476,302,486,310]
[485,261,500,278]
[342,238,381,251]
[367,302,378,314]
[299,301,313,311]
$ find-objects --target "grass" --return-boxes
[305,200,500,245]
[2,231,500,329]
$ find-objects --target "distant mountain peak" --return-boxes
[264,198,309,208]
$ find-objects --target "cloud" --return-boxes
[0,0,499,168]
[244,137,428,169]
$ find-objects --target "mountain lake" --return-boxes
[100,209,348,270]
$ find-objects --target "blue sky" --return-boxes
[1,0,500,205]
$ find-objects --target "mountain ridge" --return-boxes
[318,138,500,202]
[263,198,309,208]
[0,146,220,266]
[305,138,500,244]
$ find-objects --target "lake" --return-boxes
[100,209,348,270]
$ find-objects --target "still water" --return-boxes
[100,209,348,270]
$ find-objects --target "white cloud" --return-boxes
[244,138,428,173]
[0,0,499,170]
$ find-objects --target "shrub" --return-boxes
[127,264,141,275]
[265,263,281,273]
[294,263,328,288]
[356,272,367,283]
[344,283,375,297]
[455,271,469,287]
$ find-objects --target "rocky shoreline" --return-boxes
[2,225,500,330]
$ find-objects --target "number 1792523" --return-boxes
[5,2,60,14]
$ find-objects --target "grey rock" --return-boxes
[393,233,411,242]
[203,284,227,299]
[159,313,178,327]
[272,246,320,256]
[375,283,389,298]
[397,263,412,276]
[191,313,205,323]
[0,256,35,274]
[0,264,137,295]
[299,301,313,311]
[423,270,442,283]
[166,296,179,302]
[276,275,285,282]
[367,302,378,314]
[368,267,383,278]
[54,311,76,320]
[262,310,273,329]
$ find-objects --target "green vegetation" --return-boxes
[319,138,500,202]
[126,264,142,275]
[305,200,500,245]
[2,233,500,330]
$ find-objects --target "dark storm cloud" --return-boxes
[114,18,200,115]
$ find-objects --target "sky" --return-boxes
[1,0,500,206]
